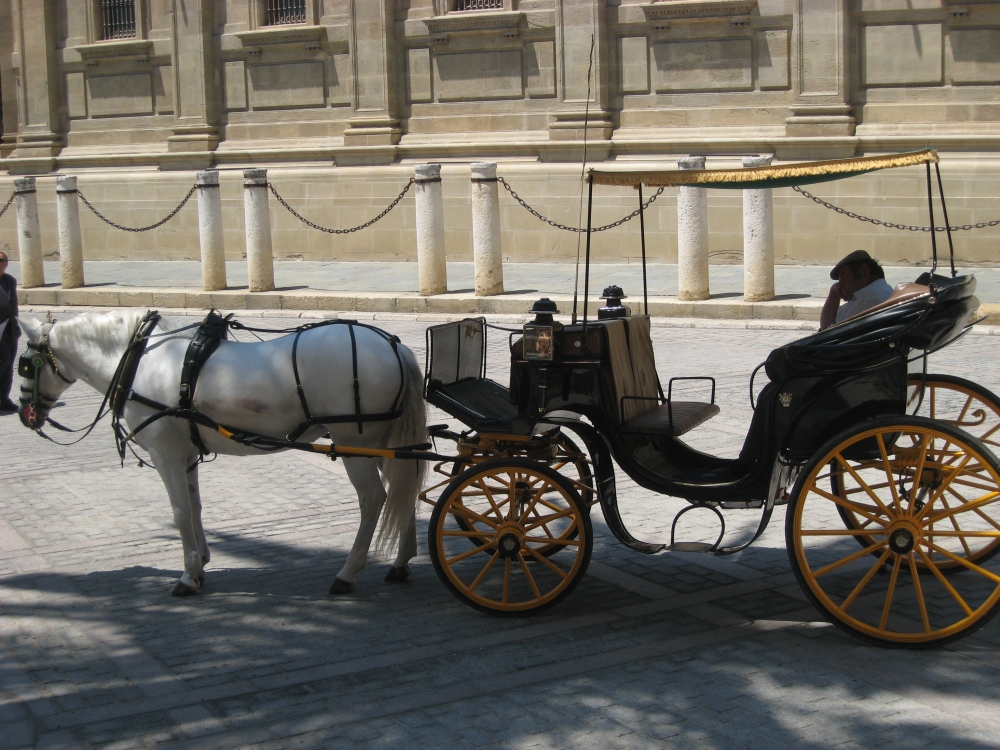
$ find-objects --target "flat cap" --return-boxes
[830,249,873,280]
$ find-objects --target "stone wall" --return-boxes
[0,0,997,266]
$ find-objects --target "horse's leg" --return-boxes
[329,457,386,595]
[151,450,206,597]
[385,511,417,584]
[186,465,210,583]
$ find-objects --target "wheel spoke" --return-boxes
[517,482,554,524]
[477,478,508,523]
[946,486,1000,532]
[915,454,972,522]
[908,433,930,517]
[917,547,975,616]
[877,434,903,511]
[524,546,571,579]
[908,552,932,634]
[467,551,500,593]
[878,555,903,631]
[812,539,889,578]
[940,496,974,556]
[810,485,890,527]
[524,506,575,531]
[501,557,512,604]
[925,541,1000,585]
[926,491,1000,526]
[448,504,499,529]
[839,547,892,612]
[442,530,493,537]
[517,553,542,601]
[800,529,888,536]
[835,453,895,518]
[446,540,496,565]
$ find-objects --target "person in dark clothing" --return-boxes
[0,251,21,412]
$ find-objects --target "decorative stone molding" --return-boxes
[76,39,153,60]
[642,0,758,21]
[235,26,325,47]
[425,11,524,36]
[785,104,856,138]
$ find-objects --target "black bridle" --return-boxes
[18,323,77,429]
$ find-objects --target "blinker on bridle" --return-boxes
[18,322,76,428]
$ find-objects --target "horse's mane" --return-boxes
[55,308,151,360]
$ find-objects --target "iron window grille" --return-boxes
[265,0,307,25]
[454,0,503,9]
[100,0,136,40]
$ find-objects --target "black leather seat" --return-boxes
[623,401,721,437]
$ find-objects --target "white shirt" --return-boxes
[835,278,894,323]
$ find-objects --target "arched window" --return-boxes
[100,0,136,40]
[266,0,307,25]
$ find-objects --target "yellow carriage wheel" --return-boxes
[429,458,592,615]
[788,416,1000,647]
[835,376,1000,570]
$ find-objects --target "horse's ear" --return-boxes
[18,316,42,343]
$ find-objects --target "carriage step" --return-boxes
[666,541,717,553]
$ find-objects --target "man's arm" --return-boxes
[9,275,17,321]
[819,282,841,330]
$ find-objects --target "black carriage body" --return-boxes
[425,275,979,510]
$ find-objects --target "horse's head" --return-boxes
[17,316,77,431]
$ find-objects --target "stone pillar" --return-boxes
[197,171,227,292]
[414,164,447,296]
[742,156,775,302]
[55,176,84,289]
[8,0,62,165]
[243,169,274,293]
[342,0,401,152]
[14,178,44,289]
[676,157,709,301]
[470,163,503,297]
[167,0,219,159]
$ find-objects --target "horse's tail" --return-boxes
[374,343,428,558]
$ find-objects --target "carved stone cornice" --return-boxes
[76,39,153,60]
[642,1,758,21]
[425,11,524,35]
[235,25,325,47]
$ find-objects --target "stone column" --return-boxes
[167,0,219,160]
[243,169,274,293]
[342,0,401,152]
[55,176,84,289]
[414,164,447,296]
[197,171,227,292]
[14,177,44,289]
[742,156,775,302]
[470,163,503,297]
[676,157,709,301]
[7,1,62,165]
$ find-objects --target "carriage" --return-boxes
[418,149,1000,648]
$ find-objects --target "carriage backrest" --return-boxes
[425,318,486,392]
[600,317,660,423]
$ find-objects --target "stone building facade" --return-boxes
[0,0,998,268]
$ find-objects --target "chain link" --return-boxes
[793,185,1000,232]
[78,185,197,232]
[0,192,15,221]
[269,178,415,234]
[497,177,665,233]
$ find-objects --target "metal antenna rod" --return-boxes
[933,162,957,278]
[571,32,596,325]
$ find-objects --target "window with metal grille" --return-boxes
[101,0,136,40]
[265,0,307,25]
[454,0,503,10]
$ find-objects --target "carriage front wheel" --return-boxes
[787,415,1000,647]
[428,458,592,616]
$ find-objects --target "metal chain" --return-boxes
[269,178,415,234]
[498,177,665,233]
[78,185,197,232]
[792,185,1000,232]
[0,192,15,221]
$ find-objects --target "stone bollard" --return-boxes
[470,162,503,296]
[742,156,775,302]
[676,156,709,301]
[197,170,227,291]
[14,177,44,289]
[55,176,84,289]
[243,169,274,293]
[414,164,447,296]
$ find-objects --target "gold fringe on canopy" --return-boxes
[589,149,939,188]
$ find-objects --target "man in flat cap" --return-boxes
[819,250,893,330]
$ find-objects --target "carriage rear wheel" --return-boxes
[429,458,592,616]
[835,375,1000,570]
[788,415,1000,647]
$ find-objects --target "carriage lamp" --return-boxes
[598,285,630,320]
[523,298,558,360]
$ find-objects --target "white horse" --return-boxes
[16,309,427,597]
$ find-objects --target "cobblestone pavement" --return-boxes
[7,260,1000,303]
[3,312,1000,749]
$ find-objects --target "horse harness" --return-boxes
[18,321,78,426]
[110,311,407,460]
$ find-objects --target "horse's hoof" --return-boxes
[196,573,207,586]
[171,582,198,597]
[385,565,411,584]
[329,578,355,595]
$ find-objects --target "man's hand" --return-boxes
[820,282,843,330]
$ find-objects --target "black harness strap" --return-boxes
[112,313,162,418]
[291,330,312,422]
[178,311,231,456]
[349,323,363,435]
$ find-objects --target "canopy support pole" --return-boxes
[925,162,938,277]
[582,174,595,343]
[933,162,957,278]
[638,183,648,315]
